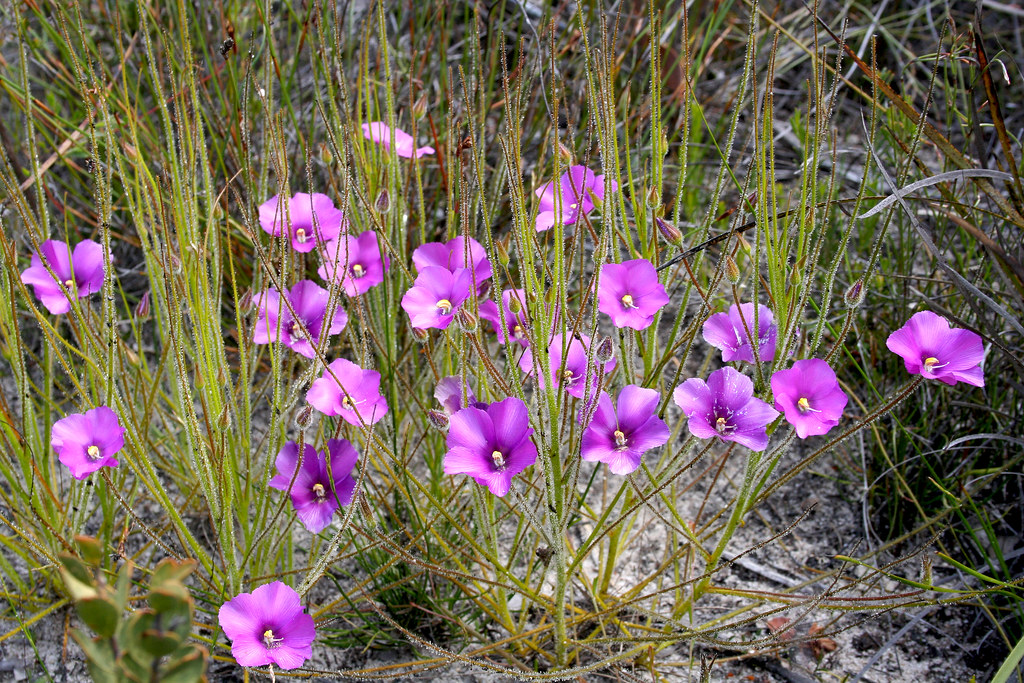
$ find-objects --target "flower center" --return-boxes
[290,321,307,340]
[263,629,284,649]
[922,356,948,371]
[312,483,326,501]
[715,416,735,434]
[341,394,356,410]
[64,279,75,290]
[86,445,101,460]
[491,450,506,470]
[561,369,579,388]
[295,227,308,244]
[613,429,628,448]
[620,293,635,309]
[512,324,524,339]
[436,298,453,315]
[797,397,810,412]
[351,263,366,278]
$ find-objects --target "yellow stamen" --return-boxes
[87,445,101,460]
[290,322,306,340]
[352,264,365,278]
[512,324,524,339]
[64,279,75,289]
[621,294,634,308]
[613,430,627,448]
[797,397,811,413]
[491,450,506,469]
[312,483,326,500]
[715,416,729,434]
[923,356,939,368]
[263,629,283,648]
[437,298,453,315]
[341,395,354,410]
[295,227,308,243]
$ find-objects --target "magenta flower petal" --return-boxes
[318,232,390,297]
[307,358,389,425]
[50,406,125,480]
[533,165,617,232]
[444,398,537,497]
[218,581,315,670]
[21,239,107,314]
[598,259,670,330]
[400,266,473,330]
[362,122,434,158]
[258,193,346,252]
[673,367,779,451]
[702,303,777,363]
[518,334,616,399]
[253,280,348,358]
[412,236,492,291]
[479,289,531,346]
[885,311,985,387]
[434,377,486,414]
[771,359,848,438]
[581,386,669,475]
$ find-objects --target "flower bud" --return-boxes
[295,405,314,430]
[320,143,333,165]
[595,335,615,364]
[426,409,449,431]
[238,287,253,311]
[413,94,428,120]
[168,252,182,275]
[645,185,661,210]
[375,188,390,214]
[508,295,522,315]
[723,255,740,284]
[412,327,430,343]
[134,291,151,321]
[557,142,573,163]
[655,216,683,247]
[496,239,510,267]
[844,279,866,308]
[456,307,477,333]
[217,405,232,431]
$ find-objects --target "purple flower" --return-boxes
[518,334,616,399]
[673,367,779,451]
[307,358,389,425]
[581,386,670,475]
[770,359,848,439]
[479,288,531,346]
[21,239,107,315]
[535,165,618,232]
[435,376,487,414]
[253,280,348,358]
[412,236,492,292]
[702,303,777,363]
[885,311,985,387]
[317,232,390,297]
[258,193,347,253]
[400,266,473,330]
[217,581,315,670]
[597,259,670,330]
[268,439,358,533]
[50,406,125,480]
[361,122,435,158]
[444,397,537,496]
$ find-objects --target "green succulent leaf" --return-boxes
[77,596,120,638]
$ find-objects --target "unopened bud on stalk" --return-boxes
[426,409,449,431]
[217,405,232,431]
[295,405,314,430]
[557,142,573,163]
[724,255,740,284]
[645,185,661,210]
[595,335,615,364]
[413,94,428,120]
[320,143,333,164]
[375,188,391,214]
[412,327,430,343]
[658,130,669,158]
[655,216,683,247]
[496,240,510,267]
[456,307,477,333]
[238,288,253,311]
[844,279,866,308]
[508,295,522,314]
[168,253,182,275]
[212,203,224,220]
[134,291,151,321]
